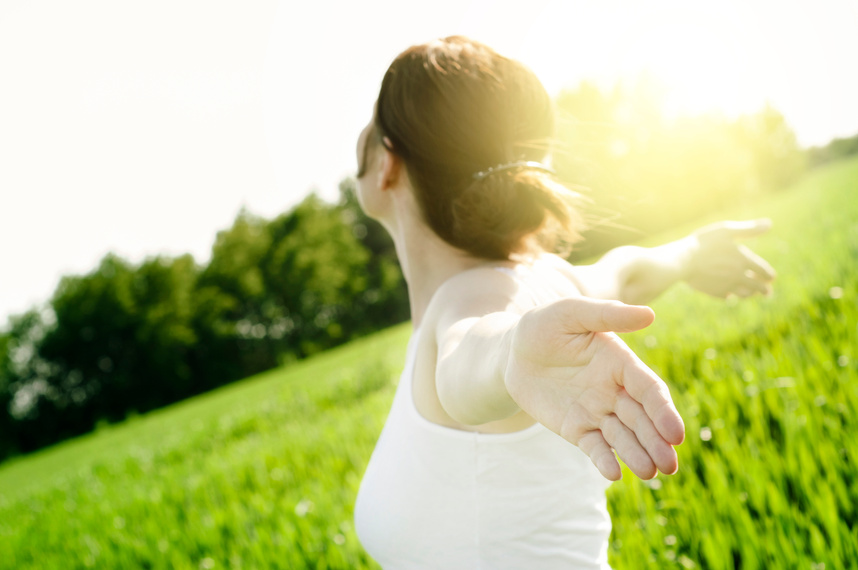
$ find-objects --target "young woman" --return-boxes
[352,36,774,569]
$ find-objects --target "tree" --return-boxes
[263,193,372,356]
[197,208,277,374]
[552,80,806,260]
[807,132,858,167]
[0,308,63,452]
[337,177,409,332]
[16,254,204,450]
[733,104,806,192]
[0,327,19,457]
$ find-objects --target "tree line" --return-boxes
[1,80,848,463]
[552,79,808,258]
[0,184,408,461]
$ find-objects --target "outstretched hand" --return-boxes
[686,219,776,298]
[504,297,684,481]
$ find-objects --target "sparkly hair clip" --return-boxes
[472,161,555,181]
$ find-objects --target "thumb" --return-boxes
[721,218,772,240]
[555,297,655,334]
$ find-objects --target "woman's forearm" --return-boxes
[615,239,694,305]
[573,239,694,305]
[573,219,775,304]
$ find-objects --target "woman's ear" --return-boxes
[379,137,403,191]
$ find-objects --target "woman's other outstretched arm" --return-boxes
[565,219,776,305]
[431,270,685,481]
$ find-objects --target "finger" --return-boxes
[738,245,776,281]
[722,218,772,239]
[735,272,770,296]
[600,414,657,479]
[578,430,622,481]
[615,392,679,474]
[619,359,685,445]
[731,287,754,299]
[555,298,655,335]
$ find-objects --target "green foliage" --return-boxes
[204,208,272,303]
[555,81,807,259]
[0,308,63,455]
[0,189,409,462]
[0,329,14,458]
[197,190,406,368]
[807,131,858,167]
[4,254,204,452]
[606,157,858,569]
[0,158,856,568]
[0,325,410,569]
[262,193,370,355]
[336,177,409,336]
[0,79,809,463]
[732,104,807,192]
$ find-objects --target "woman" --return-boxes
[353,36,774,569]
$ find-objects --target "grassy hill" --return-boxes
[1,157,857,569]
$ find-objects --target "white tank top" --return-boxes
[354,264,613,569]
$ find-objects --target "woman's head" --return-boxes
[368,36,582,260]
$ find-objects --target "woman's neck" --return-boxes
[386,206,486,329]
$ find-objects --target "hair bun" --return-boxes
[451,169,583,259]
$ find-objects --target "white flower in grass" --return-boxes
[295,499,314,517]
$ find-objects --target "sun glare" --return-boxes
[524,1,778,121]
[633,19,765,119]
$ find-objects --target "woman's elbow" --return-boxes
[436,375,486,425]
[435,368,518,426]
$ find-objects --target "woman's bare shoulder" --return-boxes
[432,265,526,313]
[536,251,573,271]
[421,265,531,338]
[536,252,586,290]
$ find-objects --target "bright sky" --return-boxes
[2,0,857,326]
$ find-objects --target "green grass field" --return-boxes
[1,157,856,569]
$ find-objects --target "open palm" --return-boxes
[504,297,685,481]
[686,219,776,298]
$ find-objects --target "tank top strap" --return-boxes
[492,266,518,279]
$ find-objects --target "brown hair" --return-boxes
[375,36,584,260]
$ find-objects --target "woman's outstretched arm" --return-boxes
[432,271,684,481]
[566,219,776,304]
